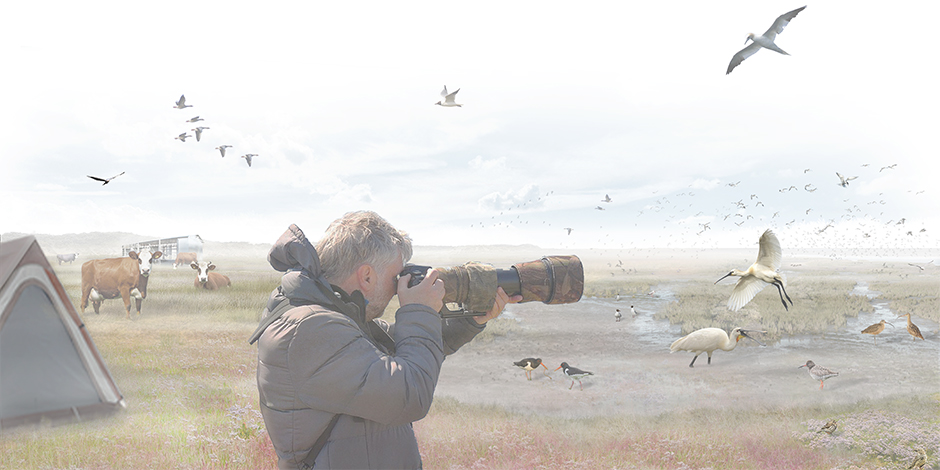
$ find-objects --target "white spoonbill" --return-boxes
[670,327,766,367]
[435,86,462,107]
[716,229,793,311]
[174,94,192,109]
[727,6,806,75]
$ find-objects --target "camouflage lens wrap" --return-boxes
[514,255,583,305]
[439,262,498,313]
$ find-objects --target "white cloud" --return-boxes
[468,156,507,171]
[477,184,543,212]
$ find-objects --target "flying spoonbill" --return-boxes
[513,358,551,380]
[860,319,893,343]
[727,6,806,74]
[554,362,593,390]
[87,171,125,185]
[215,145,232,157]
[435,86,462,107]
[670,327,765,367]
[716,229,793,311]
[799,360,839,389]
[896,313,924,340]
[174,94,192,109]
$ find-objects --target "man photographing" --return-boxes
[252,211,520,469]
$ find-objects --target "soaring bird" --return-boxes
[513,358,551,380]
[215,145,232,157]
[435,86,462,107]
[192,126,210,142]
[175,132,192,142]
[241,154,257,167]
[836,172,858,187]
[554,362,593,390]
[670,327,765,367]
[87,171,125,185]
[860,319,894,343]
[716,229,793,311]
[799,360,839,389]
[727,6,806,74]
[174,94,192,109]
[897,313,924,340]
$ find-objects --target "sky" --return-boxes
[2,1,938,255]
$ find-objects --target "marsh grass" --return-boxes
[655,275,874,339]
[416,396,936,469]
[583,275,655,299]
[868,279,939,323]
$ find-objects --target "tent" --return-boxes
[0,235,124,430]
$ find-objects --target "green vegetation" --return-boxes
[868,278,939,323]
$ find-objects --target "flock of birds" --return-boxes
[512,358,594,391]
[173,95,257,167]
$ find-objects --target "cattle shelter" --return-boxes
[122,235,203,263]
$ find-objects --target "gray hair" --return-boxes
[316,211,413,282]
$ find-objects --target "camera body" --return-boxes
[399,264,433,288]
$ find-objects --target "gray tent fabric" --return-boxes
[0,235,124,430]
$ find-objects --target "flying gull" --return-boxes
[435,86,462,107]
[727,6,806,75]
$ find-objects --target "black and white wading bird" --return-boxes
[513,358,551,381]
[554,362,593,390]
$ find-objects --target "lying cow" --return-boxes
[192,261,231,290]
[81,250,162,319]
[174,252,198,269]
[57,253,79,265]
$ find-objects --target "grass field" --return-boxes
[0,254,936,469]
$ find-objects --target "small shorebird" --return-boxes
[836,172,858,187]
[513,358,551,381]
[192,126,210,142]
[241,154,257,167]
[670,327,765,368]
[860,319,894,343]
[186,116,203,123]
[87,171,125,186]
[799,360,839,389]
[175,132,192,142]
[555,362,593,390]
[174,94,192,109]
[435,86,462,107]
[716,229,793,311]
[908,448,927,469]
[614,309,622,322]
[727,6,806,74]
[630,305,638,316]
[896,313,924,340]
[215,145,232,157]
[818,419,837,435]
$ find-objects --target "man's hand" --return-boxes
[397,269,445,313]
[474,287,523,324]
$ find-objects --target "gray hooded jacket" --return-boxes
[256,225,485,469]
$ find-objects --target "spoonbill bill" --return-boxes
[716,229,793,311]
[174,94,192,109]
[554,362,593,390]
[896,313,924,340]
[727,6,806,74]
[86,171,125,185]
[215,145,232,157]
[513,358,551,380]
[860,319,894,343]
[799,360,839,389]
[836,172,858,187]
[669,327,765,368]
[435,86,461,107]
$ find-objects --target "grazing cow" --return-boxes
[192,261,231,290]
[56,253,79,265]
[173,252,198,269]
[80,250,163,319]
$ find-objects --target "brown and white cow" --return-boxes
[80,250,163,319]
[56,253,79,265]
[192,261,231,290]
[173,252,198,269]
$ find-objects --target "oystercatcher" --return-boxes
[513,358,550,381]
[799,360,839,390]
[555,362,593,390]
